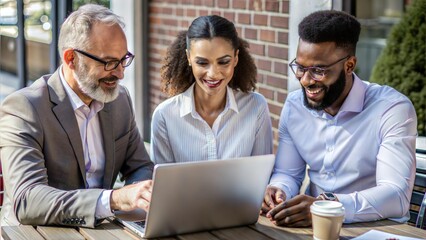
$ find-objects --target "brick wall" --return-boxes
[148,0,289,149]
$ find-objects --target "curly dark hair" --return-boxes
[299,10,361,55]
[161,15,257,96]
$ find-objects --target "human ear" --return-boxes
[234,49,239,67]
[63,49,76,69]
[345,56,357,74]
[185,49,191,66]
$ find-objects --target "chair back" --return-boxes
[416,193,426,229]
[409,147,426,229]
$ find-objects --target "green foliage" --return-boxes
[73,0,110,10]
[370,0,426,136]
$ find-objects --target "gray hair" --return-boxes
[58,4,125,59]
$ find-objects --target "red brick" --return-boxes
[278,32,288,44]
[148,27,158,35]
[257,73,265,83]
[268,46,287,60]
[223,12,235,21]
[271,118,279,130]
[258,86,274,100]
[198,9,208,16]
[236,26,243,37]
[271,16,288,28]
[211,10,221,16]
[150,6,161,14]
[238,13,250,24]
[260,30,275,43]
[250,42,265,56]
[163,18,179,26]
[268,102,284,116]
[149,36,158,44]
[149,55,163,64]
[273,129,279,142]
[149,16,161,25]
[232,0,247,9]
[277,92,287,103]
[162,7,173,15]
[250,0,263,11]
[186,9,196,17]
[254,14,268,26]
[274,61,287,75]
[244,28,257,40]
[281,0,290,13]
[176,8,184,16]
[257,59,272,71]
[266,75,286,88]
[203,0,214,7]
[218,0,229,8]
[265,1,279,12]
[180,20,190,28]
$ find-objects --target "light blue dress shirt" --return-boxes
[151,83,273,163]
[270,74,417,223]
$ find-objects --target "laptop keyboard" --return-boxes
[130,220,146,228]
[107,217,146,234]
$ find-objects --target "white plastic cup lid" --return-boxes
[310,200,345,216]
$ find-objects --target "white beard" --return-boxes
[73,62,120,103]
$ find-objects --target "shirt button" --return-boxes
[327,147,334,152]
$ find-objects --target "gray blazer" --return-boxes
[0,70,153,227]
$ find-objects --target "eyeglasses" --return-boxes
[289,55,350,81]
[73,49,135,71]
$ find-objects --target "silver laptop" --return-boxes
[110,154,275,239]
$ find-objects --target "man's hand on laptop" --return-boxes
[110,180,153,212]
[261,186,286,214]
[266,194,317,227]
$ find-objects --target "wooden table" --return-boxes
[2,216,425,240]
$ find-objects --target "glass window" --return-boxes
[0,0,52,100]
[0,0,109,103]
[1,0,19,101]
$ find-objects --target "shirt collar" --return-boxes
[338,73,367,113]
[179,83,239,118]
[59,65,104,112]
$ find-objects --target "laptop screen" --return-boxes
[114,154,275,238]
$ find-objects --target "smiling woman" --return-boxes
[150,15,273,164]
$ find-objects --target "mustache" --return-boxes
[306,83,323,89]
[100,76,119,82]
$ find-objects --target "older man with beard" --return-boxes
[261,10,417,227]
[0,4,153,227]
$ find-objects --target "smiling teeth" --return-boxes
[306,88,322,94]
[206,80,220,84]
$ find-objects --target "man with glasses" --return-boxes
[0,4,153,227]
[262,10,417,226]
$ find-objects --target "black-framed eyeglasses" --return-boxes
[73,49,135,71]
[289,55,350,81]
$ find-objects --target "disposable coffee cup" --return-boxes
[310,200,345,240]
